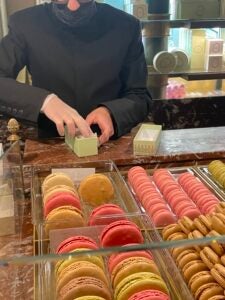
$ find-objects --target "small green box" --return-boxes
[73,135,98,157]
[65,128,98,157]
[133,124,162,156]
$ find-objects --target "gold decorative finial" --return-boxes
[7,118,20,142]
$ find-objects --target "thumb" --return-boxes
[85,113,95,126]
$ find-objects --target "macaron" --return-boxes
[43,192,81,217]
[114,272,169,300]
[206,230,224,256]
[55,248,105,277]
[195,282,224,300]
[88,204,126,226]
[43,185,78,204]
[108,245,153,274]
[176,249,200,269]
[100,220,144,248]
[188,270,215,294]
[58,276,112,300]
[178,216,195,234]
[56,236,98,254]
[111,256,160,288]
[182,259,209,281]
[56,261,109,294]
[75,297,106,300]
[212,213,225,235]
[152,210,176,227]
[210,263,225,289]
[161,223,181,240]
[78,173,114,206]
[42,172,75,194]
[127,289,170,300]
[45,205,85,236]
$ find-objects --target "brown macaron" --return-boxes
[178,216,195,234]
[207,296,225,300]
[212,213,225,235]
[200,247,220,270]
[176,249,200,269]
[188,230,204,252]
[161,223,182,240]
[211,263,225,289]
[167,232,187,241]
[194,216,211,235]
[207,230,224,256]
[195,282,224,300]
[188,270,216,294]
[182,259,209,282]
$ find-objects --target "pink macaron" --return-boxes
[100,220,144,248]
[56,235,98,254]
[88,204,126,226]
[44,192,81,217]
[108,243,153,273]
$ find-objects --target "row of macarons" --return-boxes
[128,166,219,227]
[161,202,225,300]
[208,160,225,189]
[55,235,170,300]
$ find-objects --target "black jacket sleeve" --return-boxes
[100,19,151,138]
[0,14,50,122]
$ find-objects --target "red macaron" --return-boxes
[100,220,144,248]
[44,192,81,217]
[88,204,126,226]
[56,235,98,254]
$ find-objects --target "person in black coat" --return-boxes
[0,0,151,144]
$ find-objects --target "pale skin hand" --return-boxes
[41,95,93,137]
[86,107,114,145]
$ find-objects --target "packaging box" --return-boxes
[124,3,148,19]
[190,29,206,70]
[205,39,224,56]
[205,55,223,72]
[73,135,98,158]
[171,0,220,19]
[133,124,162,155]
[124,0,146,4]
[65,129,98,158]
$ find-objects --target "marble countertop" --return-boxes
[24,126,225,168]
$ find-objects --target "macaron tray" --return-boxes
[31,160,144,240]
[125,165,225,228]
[195,160,225,198]
[34,212,193,300]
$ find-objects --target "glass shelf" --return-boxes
[142,18,225,29]
[148,69,225,80]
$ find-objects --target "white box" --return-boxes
[205,39,224,56]
[205,55,223,72]
[124,0,146,4]
[133,124,162,156]
[171,0,220,19]
[124,3,148,19]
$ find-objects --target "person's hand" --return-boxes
[85,107,114,145]
[41,95,93,137]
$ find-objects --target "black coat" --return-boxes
[0,3,151,138]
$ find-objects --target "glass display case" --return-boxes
[1,146,225,299]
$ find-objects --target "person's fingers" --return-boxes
[54,117,65,136]
[72,114,93,137]
[63,118,76,137]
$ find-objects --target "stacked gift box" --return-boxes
[124,0,148,19]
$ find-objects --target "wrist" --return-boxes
[40,93,57,113]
